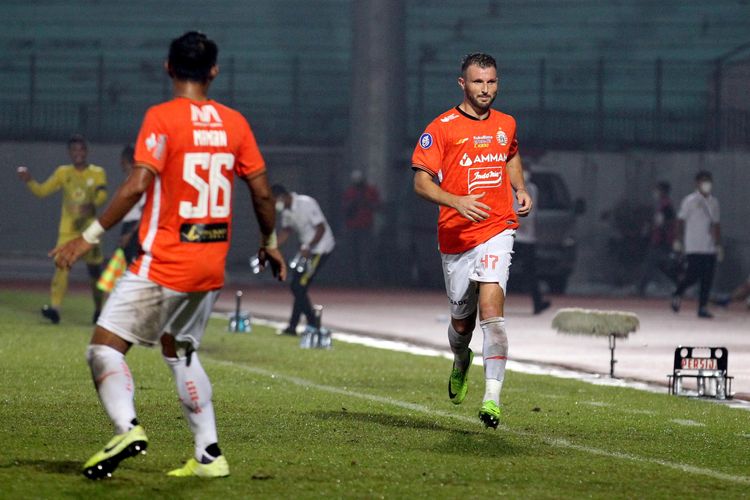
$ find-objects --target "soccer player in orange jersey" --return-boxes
[412,53,532,429]
[51,32,286,479]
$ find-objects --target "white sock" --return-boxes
[86,344,137,434]
[448,323,473,371]
[480,317,508,405]
[164,351,219,462]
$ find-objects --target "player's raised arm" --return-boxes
[413,168,490,222]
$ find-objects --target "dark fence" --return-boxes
[2,53,749,149]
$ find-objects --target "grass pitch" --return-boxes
[1,289,749,499]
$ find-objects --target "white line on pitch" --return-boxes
[209,358,750,486]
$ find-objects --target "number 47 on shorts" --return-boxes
[481,254,499,270]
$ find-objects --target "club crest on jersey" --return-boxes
[440,113,459,123]
[145,133,167,161]
[468,167,503,192]
[419,133,433,149]
[496,128,508,146]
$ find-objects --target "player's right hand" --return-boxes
[49,236,93,269]
[453,192,491,222]
[16,166,31,182]
[257,247,287,282]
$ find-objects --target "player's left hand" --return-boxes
[516,189,533,217]
[49,236,93,269]
[258,247,287,282]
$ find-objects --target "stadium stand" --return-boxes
[1,0,749,148]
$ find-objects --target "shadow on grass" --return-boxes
[313,410,525,458]
[1,459,81,475]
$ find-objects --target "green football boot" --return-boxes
[478,400,501,429]
[448,349,474,405]
[167,456,230,478]
[82,425,148,479]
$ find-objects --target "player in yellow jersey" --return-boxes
[17,134,108,324]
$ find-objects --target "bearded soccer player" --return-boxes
[17,134,107,324]
[52,31,286,479]
[412,53,532,429]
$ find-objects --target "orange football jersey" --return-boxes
[412,107,519,254]
[132,97,265,291]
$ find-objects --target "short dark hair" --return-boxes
[68,134,87,149]
[121,144,135,162]
[168,31,218,83]
[461,52,497,75]
[271,184,288,197]
[695,170,712,182]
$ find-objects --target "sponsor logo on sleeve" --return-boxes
[440,113,460,123]
[419,133,433,149]
[468,167,503,192]
[145,133,167,161]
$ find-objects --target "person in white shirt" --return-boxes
[512,168,550,314]
[671,170,722,318]
[272,184,335,334]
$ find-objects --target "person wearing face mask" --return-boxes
[637,181,677,296]
[271,184,336,335]
[671,171,722,318]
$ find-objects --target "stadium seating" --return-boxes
[1,0,749,148]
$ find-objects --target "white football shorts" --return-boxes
[441,229,515,320]
[97,271,220,349]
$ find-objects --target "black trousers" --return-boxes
[512,241,544,309]
[674,253,716,310]
[289,252,330,329]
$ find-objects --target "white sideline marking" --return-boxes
[671,419,705,427]
[218,315,750,412]
[210,358,750,485]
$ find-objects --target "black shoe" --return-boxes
[698,308,713,319]
[670,294,681,313]
[41,305,60,324]
[533,300,551,315]
[278,326,297,336]
[92,310,101,325]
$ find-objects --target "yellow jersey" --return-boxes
[26,164,108,235]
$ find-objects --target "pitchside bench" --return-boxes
[667,346,734,400]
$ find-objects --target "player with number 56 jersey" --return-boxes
[50,31,286,481]
[132,97,265,291]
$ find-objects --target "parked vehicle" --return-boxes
[527,169,585,294]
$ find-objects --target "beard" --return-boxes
[466,92,496,112]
